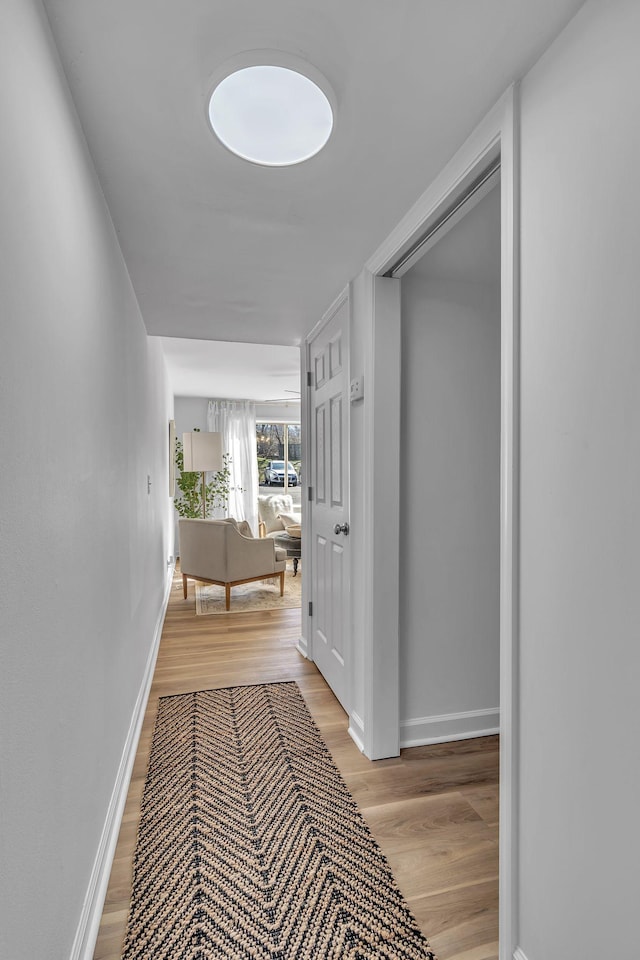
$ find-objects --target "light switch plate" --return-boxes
[350,375,364,402]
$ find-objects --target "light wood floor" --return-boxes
[94,568,499,960]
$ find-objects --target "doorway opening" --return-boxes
[398,179,501,750]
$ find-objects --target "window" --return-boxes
[257,423,302,501]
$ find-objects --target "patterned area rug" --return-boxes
[195,568,301,615]
[121,682,436,960]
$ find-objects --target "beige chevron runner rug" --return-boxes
[121,682,436,960]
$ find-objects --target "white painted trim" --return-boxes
[299,342,311,662]
[498,83,520,960]
[69,564,174,960]
[305,285,349,344]
[390,164,501,279]
[361,84,521,960]
[513,949,529,960]
[366,97,504,277]
[348,711,365,753]
[361,274,402,760]
[400,708,500,748]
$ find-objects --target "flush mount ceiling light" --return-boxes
[208,64,334,166]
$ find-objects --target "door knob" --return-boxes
[334,522,350,536]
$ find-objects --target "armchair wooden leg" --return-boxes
[225,583,231,611]
[183,573,188,599]
[279,570,285,597]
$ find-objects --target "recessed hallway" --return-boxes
[94,568,498,960]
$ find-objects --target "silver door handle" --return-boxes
[334,522,350,535]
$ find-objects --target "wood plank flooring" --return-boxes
[93,568,499,960]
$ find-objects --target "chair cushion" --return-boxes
[274,547,287,562]
[258,494,295,534]
[277,511,299,528]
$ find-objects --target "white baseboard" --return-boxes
[348,711,365,753]
[513,949,529,960]
[296,634,309,659]
[400,706,500,748]
[69,563,174,960]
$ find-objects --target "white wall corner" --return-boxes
[348,711,366,753]
[68,563,174,960]
[513,948,529,960]
[400,707,500,748]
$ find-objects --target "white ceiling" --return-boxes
[158,177,500,394]
[160,337,300,400]
[43,0,585,354]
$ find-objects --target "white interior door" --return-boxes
[307,294,350,711]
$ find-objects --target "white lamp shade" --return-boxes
[182,432,223,472]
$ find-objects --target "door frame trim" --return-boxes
[364,84,520,960]
[358,274,402,760]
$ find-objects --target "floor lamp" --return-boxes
[182,432,223,518]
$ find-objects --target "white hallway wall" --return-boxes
[0,2,174,958]
[517,0,640,955]
[174,396,209,436]
[399,271,500,743]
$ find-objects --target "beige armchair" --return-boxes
[179,518,287,611]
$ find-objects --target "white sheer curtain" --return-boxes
[207,399,259,534]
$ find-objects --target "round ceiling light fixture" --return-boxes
[208,64,334,167]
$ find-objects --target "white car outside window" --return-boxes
[264,461,298,486]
